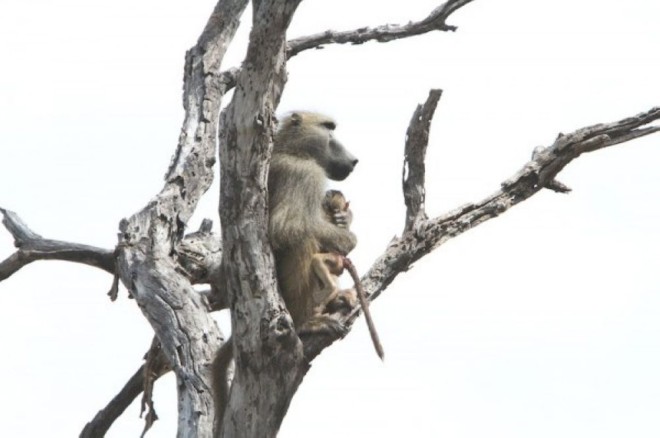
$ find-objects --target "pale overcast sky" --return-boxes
[1,1,660,437]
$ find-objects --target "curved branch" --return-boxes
[302,106,660,360]
[215,0,474,94]
[287,0,474,56]
[0,208,115,281]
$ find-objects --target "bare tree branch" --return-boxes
[287,0,474,56]
[302,105,660,360]
[403,89,442,233]
[381,106,660,301]
[0,208,115,281]
[79,340,170,438]
[0,205,221,303]
[216,0,474,94]
[80,365,145,438]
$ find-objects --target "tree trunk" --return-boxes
[217,1,307,436]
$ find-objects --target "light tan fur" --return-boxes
[310,190,357,316]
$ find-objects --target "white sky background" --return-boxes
[1,0,660,436]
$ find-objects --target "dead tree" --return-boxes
[1,1,659,437]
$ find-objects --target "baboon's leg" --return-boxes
[300,253,356,337]
[310,252,343,312]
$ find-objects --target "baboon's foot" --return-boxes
[323,288,357,316]
[298,314,347,338]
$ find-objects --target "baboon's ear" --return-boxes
[290,112,303,126]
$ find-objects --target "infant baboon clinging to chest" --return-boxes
[310,190,357,317]
[313,189,385,360]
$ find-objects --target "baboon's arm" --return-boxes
[314,219,356,255]
[270,159,356,252]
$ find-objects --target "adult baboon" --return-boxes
[268,111,358,334]
[213,112,358,430]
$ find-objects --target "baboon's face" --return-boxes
[315,125,358,181]
[275,112,359,180]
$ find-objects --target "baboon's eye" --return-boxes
[321,121,336,130]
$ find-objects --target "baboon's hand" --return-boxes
[332,210,350,228]
[323,288,357,315]
[298,315,348,338]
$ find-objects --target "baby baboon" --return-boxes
[310,190,356,316]
[313,189,385,360]
[269,111,358,335]
[323,189,352,228]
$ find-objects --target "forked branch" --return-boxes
[0,208,114,281]
[380,106,660,301]
[302,105,660,360]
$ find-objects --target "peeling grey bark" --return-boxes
[403,89,442,233]
[113,1,249,437]
[217,1,304,436]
